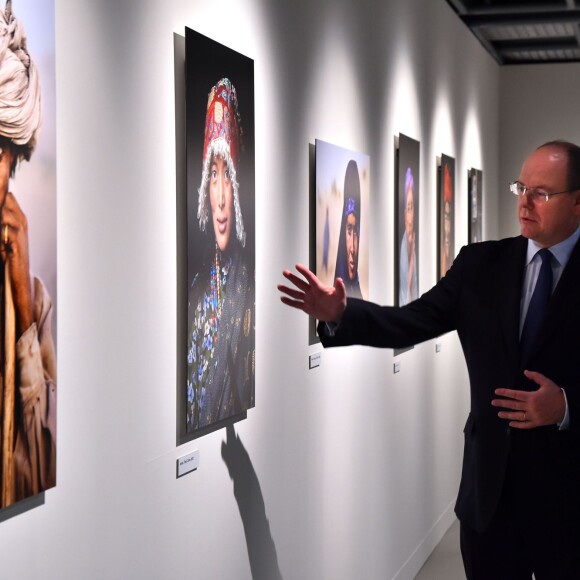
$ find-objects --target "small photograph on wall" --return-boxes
[184,28,255,438]
[468,168,483,243]
[438,154,455,279]
[396,134,420,306]
[315,140,370,300]
[0,0,57,510]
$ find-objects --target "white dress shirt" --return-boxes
[520,226,580,429]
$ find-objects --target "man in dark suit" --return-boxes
[278,141,580,579]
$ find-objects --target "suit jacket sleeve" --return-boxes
[318,244,470,349]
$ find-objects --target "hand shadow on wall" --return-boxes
[222,425,283,580]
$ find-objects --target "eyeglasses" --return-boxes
[509,181,579,203]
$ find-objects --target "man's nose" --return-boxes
[519,190,534,209]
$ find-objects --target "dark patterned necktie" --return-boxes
[520,248,553,363]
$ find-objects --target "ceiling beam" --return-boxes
[443,0,580,65]
[502,55,579,64]
[463,10,580,28]
[469,28,504,65]
[494,37,579,53]
[567,0,580,45]
[445,0,468,16]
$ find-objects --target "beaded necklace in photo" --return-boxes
[209,245,229,331]
[211,248,222,321]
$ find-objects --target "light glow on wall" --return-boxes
[304,15,367,150]
[431,90,455,159]
[386,49,421,146]
[460,106,484,243]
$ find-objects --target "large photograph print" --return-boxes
[185,29,255,438]
[469,168,483,243]
[0,0,56,509]
[438,154,455,279]
[396,134,420,306]
[315,140,370,301]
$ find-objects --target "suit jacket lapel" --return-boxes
[497,236,527,371]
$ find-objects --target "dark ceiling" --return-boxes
[445,0,580,65]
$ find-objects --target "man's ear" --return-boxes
[573,192,580,224]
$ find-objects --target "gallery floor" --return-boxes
[415,519,464,579]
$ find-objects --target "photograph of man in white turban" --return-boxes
[0,0,57,509]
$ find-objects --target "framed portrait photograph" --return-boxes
[468,168,483,244]
[396,134,420,307]
[182,28,255,441]
[438,154,455,279]
[315,139,370,301]
[0,0,57,510]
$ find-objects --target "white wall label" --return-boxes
[309,352,321,369]
[177,450,200,478]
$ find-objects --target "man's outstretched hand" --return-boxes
[278,264,347,324]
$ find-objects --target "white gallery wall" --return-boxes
[499,63,580,239]
[0,0,501,578]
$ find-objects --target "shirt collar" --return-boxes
[526,226,580,267]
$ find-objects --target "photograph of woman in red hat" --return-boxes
[185,30,255,436]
